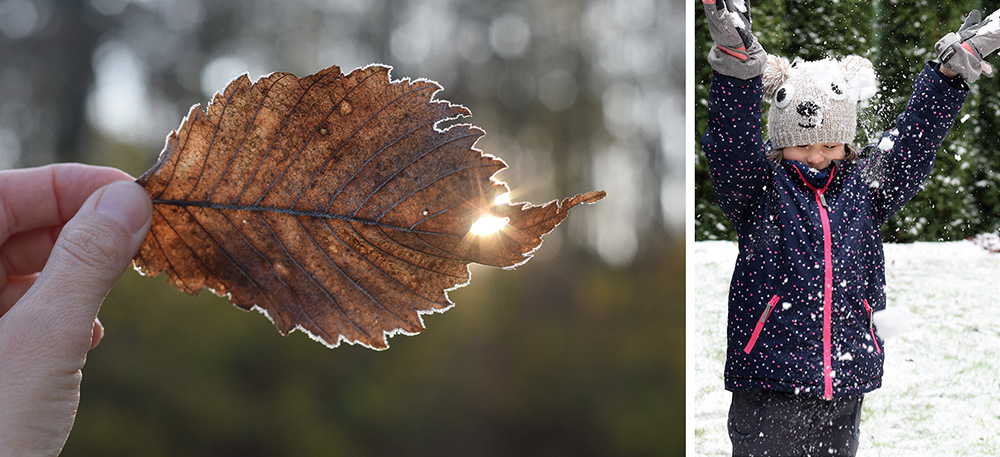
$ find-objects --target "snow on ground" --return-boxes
[693,241,1000,456]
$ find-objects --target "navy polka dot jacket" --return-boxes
[701,63,968,400]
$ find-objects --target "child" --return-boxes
[701,1,1000,455]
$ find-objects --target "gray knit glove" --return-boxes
[936,9,1000,83]
[703,0,768,80]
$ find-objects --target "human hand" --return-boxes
[703,0,768,79]
[0,164,152,456]
[936,9,1000,83]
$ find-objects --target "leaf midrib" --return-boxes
[152,199,446,235]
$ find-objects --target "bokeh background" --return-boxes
[0,0,684,455]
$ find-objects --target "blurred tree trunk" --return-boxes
[49,0,101,163]
[0,0,99,166]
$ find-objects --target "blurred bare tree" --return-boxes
[0,0,680,267]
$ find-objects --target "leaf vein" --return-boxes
[298,218,412,330]
[355,132,481,219]
[155,110,199,200]
[255,212,371,345]
[234,75,326,204]
[185,79,239,201]
[344,220,467,280]
[377,159,496,220]
[317,85,441,211]
[267,68,384,207]
[376,225,464,262]
[209,73,288,201]
[146,210,193,292]
[155,206,224,290]
[152,199,448,235]
[407,192,478,230]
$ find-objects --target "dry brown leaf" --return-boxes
[133,64,605,349]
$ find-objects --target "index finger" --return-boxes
[0,164,134,241]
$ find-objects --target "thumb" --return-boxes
[14,180,152,360]
[0,180,151,455]
[964,10,982,29]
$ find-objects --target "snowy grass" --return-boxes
[693,241,1000,456]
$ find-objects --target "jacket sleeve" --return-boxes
[700,71,771,230]
[864,62,969,224]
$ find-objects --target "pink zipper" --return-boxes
[816,190,834,400]
[744,294,781,354]
[792,165,837,400]
[862,299,882,354]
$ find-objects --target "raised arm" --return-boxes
[701,73,771,229]
[865,9,1000,221]
[700,0,771,228]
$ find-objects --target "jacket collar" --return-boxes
[785,160,839,191]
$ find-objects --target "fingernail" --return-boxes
[95,181,152,234]
[91,317,105,350]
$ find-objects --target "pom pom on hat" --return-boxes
[763,55,792,100]
[841,55,878,105]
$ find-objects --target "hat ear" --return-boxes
[762,55,792,101]
[840,55,878,102]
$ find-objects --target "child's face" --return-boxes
[781,143,846,170]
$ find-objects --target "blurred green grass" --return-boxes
[63,244,683,456]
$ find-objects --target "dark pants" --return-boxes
[728,390,863,457]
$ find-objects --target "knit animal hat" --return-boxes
[763,55,878,150]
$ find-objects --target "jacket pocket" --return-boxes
[862,299,882,354]
[744,294,781,354]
